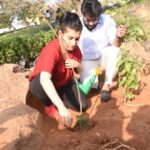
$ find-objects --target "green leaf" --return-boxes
[119,69,126,76]
[126,92,135,100]
[119,78,126,87]
[125,63,132,73]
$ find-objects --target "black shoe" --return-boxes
[91,86,100,93]
[101,90,111,102]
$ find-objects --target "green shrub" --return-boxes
[117,48,145,102]
[117,16,146,43]
[0,30,55,65]
[105,5,147,44]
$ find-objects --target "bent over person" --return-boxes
[29,12,87,127]
[79,0,127,102]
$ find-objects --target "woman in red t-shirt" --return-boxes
[29,12,87,127]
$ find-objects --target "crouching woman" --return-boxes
[29,12,87,127]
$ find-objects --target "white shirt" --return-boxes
[79,14,117,60]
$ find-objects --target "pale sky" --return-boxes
[45,0,62,4]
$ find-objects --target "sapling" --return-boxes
[76,114,86,128]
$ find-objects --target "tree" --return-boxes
[0,0,45,28]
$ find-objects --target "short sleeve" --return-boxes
[33,41,59,75]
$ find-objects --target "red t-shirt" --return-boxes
[30,39,82,89]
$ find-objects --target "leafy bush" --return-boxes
[0,30,55,65]
[116,16,146,43]
[105,5,147,43]
[117,48,145,101]
[0,24,50,36]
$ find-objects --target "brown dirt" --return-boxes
[32,72,149,150]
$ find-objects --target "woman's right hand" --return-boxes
[65,59,79,69]
[58,105,73,127]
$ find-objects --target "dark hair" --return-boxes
[81,0,102,18]
[59,11,82,33]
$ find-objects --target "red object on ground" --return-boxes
[45,104,62,121]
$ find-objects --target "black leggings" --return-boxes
[29,75,88,112]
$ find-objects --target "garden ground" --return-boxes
[35,71,150,150]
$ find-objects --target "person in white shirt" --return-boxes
[78,0,127,102]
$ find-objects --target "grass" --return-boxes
[0,24,51,37]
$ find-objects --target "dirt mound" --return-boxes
[0,64,29,103]
[0,99,46,150]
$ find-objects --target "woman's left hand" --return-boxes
[65,59,79,68]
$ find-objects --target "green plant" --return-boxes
[117,17,146,43]
[0,30,55,65]
[117,48,145,102]
[76,115,86,128]
[105,4,147,44]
